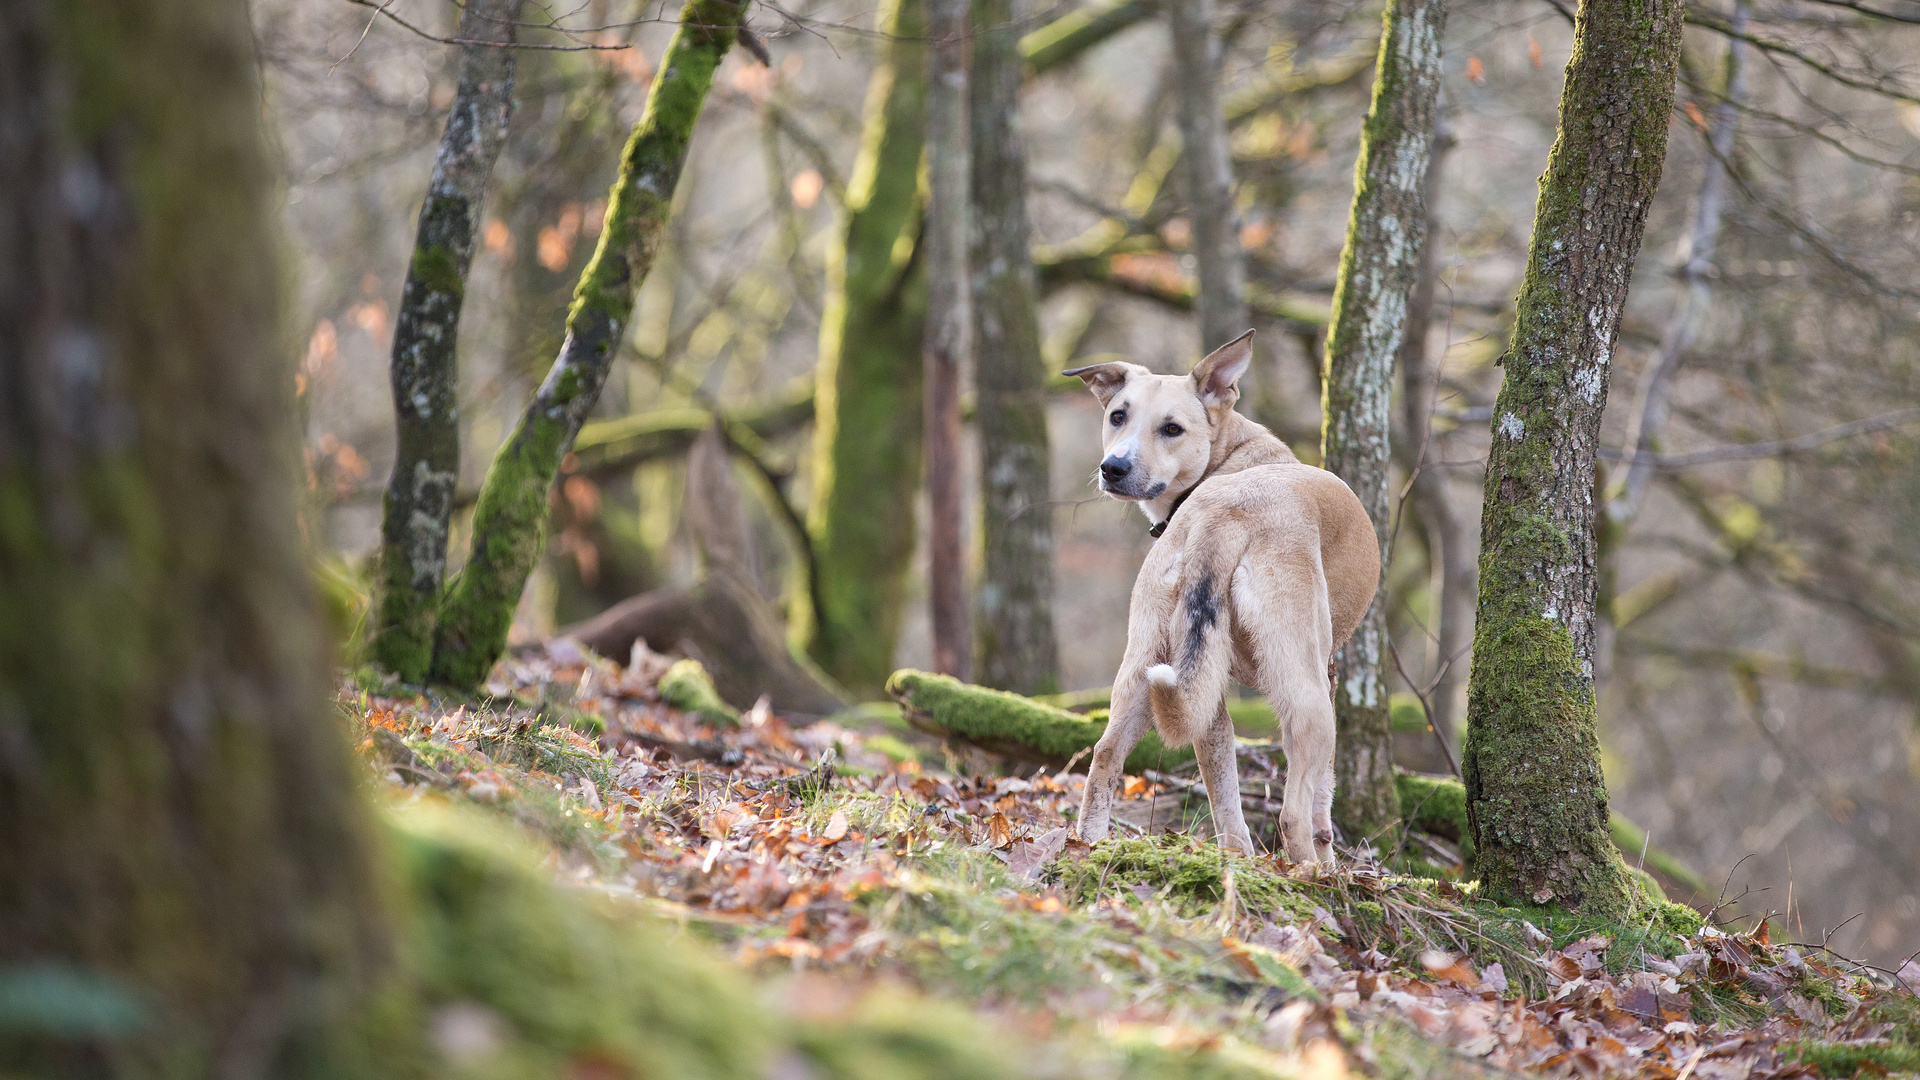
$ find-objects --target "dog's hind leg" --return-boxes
[1194,700,1254,852]
[1076,666,1153,844]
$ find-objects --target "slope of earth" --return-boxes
[340,639,1920,1079]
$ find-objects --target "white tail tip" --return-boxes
[1146,664,1178,688]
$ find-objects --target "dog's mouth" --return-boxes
[1100,477,1167,502]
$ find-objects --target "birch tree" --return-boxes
[0,0,383,1064]
[373,0,521,681]
[429,0,746,688]
[973,0,1062,694]
[1320,0,1448,843]
[1463,0,1685,916]
[925,0,972,680]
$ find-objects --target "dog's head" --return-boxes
[1063,330,1255,503]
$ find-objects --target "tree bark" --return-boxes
[924,0,972,681]
[373,0,521,681]
[802,0,930,696]
[1320,0,1448,844]
[1019,0,1159,73]
[1462,0,1684,917]
[1165,0,1249,354]
[430,0,745,689]
[0,0,383,1070]
[1394,126,1475,746]
[971,0,1062,695]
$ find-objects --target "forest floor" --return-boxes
[344,638,1920,1080]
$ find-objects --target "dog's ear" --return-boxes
[1190,329,1255,409]
[1060,360,1140,406]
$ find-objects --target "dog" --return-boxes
[1062,330,1380,864]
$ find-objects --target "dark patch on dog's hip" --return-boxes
[1182,572,1219,671]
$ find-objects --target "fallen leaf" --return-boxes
[987,811,1014,848]
[822,810,849,843]
[1008,826,1071,880]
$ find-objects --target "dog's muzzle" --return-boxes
[1098,455,1165,500]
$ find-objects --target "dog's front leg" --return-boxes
[1075,673,1152,844]
[1194,701,1255,853]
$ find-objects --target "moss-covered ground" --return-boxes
[330,647,1918,1079]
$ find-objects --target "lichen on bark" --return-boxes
[797,0,931,696]
[373,0,521,681]
[1461,0,1685,918]
[429,0,745,689]
[1319,0,1447,847]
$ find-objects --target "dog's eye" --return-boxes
[1109,410,1126,427]
[1160,422,1184,437]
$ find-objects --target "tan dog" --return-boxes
[1063,331,1379,864]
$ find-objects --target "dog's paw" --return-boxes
[1146,664,1177,688]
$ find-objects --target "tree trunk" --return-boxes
[924,0,972,681]
[0,0,383,1070]
[373,0,521,681]
[972,0,1062,695]
[1394,126,1476,747]
[430,0,745,689]
[1165,0,1249,354]
[1320,0,1448,845]
[1462,0,1684,917]
[801,0,930,695]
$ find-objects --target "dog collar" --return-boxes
[1148,487,1194,538]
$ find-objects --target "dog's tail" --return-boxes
[1142,558,1235,747]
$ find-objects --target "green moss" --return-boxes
[656,658,738,727]
[428,0,744,690]
[799,0,931,695]
[408,236,466,299]
[1054,836,1315,923]
[1784,1040,1920,1078]
[1395,772,1474,867]
[888,669,1195,774]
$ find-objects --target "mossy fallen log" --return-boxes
[892,669,1713,907]
[888,669,1208,775]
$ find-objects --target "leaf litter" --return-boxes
[341,640,1919,1079]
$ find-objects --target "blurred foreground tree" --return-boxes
[1320,0,1448,845]
[430,0,746,688]
[1462,0,1684,917]
[0,0,385,1068]
[372,0,522,681]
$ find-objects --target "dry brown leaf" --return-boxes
[987,811,1014,848]
[822,809,849,843]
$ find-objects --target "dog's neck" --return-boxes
[1143,408,1298,530]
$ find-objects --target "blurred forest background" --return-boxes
[265,0,1919,963]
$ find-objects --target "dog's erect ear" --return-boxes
[1189,329,1255,409]
[1061,360,1140,406]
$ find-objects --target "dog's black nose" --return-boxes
[1100,456,1132,483]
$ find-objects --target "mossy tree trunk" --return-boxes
[924,0,973,680]
[373,0,521,681]
[801,0,930,695]
[1462,0,1684,917]
[1319,0,1447,845]
[0,0,384,1070]
[1165,0,1248,354]
[429,0,745,688]
[971,0,1061,695]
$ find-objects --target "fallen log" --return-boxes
[559,426,849,721]
[889,669,1712,905]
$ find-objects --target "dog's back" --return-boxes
[1133,458,1379,747]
